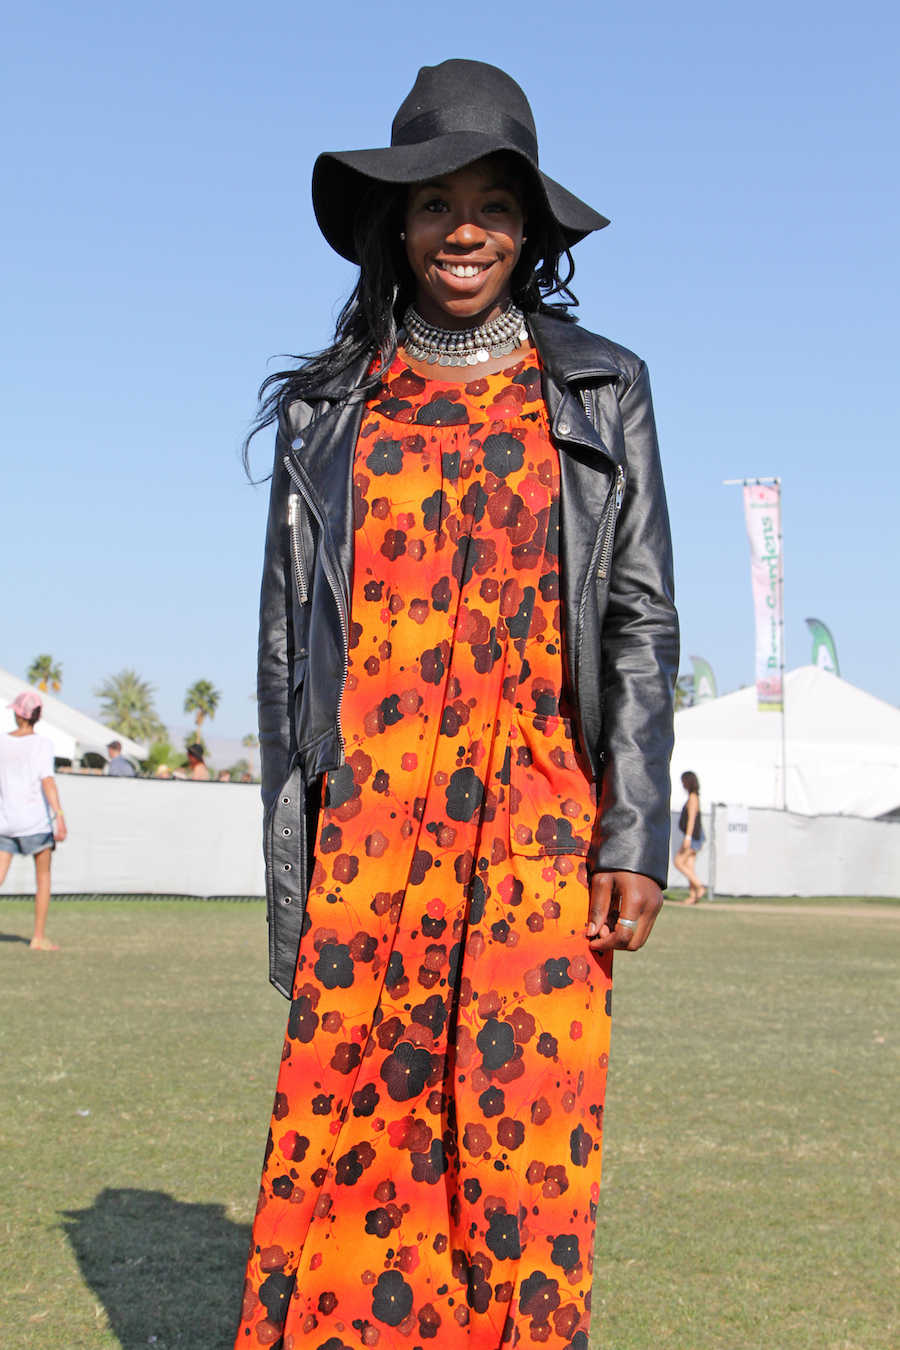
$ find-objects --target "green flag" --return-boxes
[805,618,839,676]
[690,656,717,702]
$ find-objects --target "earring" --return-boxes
[522,235,528,242]
[400,231,406,240]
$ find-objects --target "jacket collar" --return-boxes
[527,310,622,384]
[528,311,623,471]
[302,349,376,407]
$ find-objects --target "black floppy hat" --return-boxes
[312,60,609,264]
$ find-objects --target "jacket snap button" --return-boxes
[291,437,303,450]
[558,422,569,435]
[282,796,291,805]
[283,862,292,871]
[282,827,291,836]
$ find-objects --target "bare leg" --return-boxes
[673,845,706,903]
[0,851,11,888]
[30,849,58,948]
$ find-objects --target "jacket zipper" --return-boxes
[596,466,625,580]
[288,494,309,604]
[284,455,348,762]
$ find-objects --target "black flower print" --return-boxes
[477,1017,516,1070]
[483,431,525,477]
[416,396,468,426]
[518,1271,561,1322]
[366,439,404,476]
[550,1234,580,1270]
[570,1124,593,1167]
[314,943,355,990]
[486,1210,521,1261]
[372,1270,414,1326]
[445,767,484,823]
[288,994,320,1043]
[380,1041,434,1101]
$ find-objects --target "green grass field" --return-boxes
[1,897,897,1349]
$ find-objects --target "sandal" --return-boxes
[29,936,60,951]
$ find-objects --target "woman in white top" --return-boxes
[0,690,67,950]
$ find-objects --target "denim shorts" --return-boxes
[0,832,55,856]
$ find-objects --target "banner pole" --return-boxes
[777,478,786,811]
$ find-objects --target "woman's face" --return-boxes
[404,155,526,329]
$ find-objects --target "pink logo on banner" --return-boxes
[742,483,783,710]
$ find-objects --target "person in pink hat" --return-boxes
[0,690,67,950]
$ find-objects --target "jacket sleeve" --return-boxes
[593,362,679,888]
[257,414,302,823]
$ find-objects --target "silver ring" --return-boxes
[616,917,638,933]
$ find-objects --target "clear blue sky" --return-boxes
[2,0,897,738]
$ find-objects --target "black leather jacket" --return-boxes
[258,311,679,996]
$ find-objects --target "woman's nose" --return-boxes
[446,219,487,248]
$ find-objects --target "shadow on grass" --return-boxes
[62,1188,250,1350]
[0,932,31,943]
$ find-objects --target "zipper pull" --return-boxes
[596,467,626,581]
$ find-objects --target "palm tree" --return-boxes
[27,655,62,693]
[184,679,221,741]
[94,670,165,743]
[242,733,258,778]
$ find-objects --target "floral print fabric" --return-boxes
[237,355,613,1350]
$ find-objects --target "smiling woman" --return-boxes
[235,59,679,1350]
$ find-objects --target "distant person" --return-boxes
[153,764,173,779]
[186,744,210,781]
[106,740,136,777]
[0,691,67,950]
[674,770,706,902]
[217,770,231,783]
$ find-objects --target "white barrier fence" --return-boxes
[2,776,265,896]
[4,777,897,900]
[667,806,900,897]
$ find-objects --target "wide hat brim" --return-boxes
[313,133,609,264]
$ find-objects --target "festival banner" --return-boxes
[742,483,783,710]
[690,655,717,703]
[806,618,840,676]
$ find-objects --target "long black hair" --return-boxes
[243,158,580,474]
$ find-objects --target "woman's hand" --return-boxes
[586,870,663,952]
[53,814,67,843]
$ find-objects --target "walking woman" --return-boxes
[0,691,67,949]
[673,770,706,903]
[236,60,678,1348]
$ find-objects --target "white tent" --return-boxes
[672,665,900,819]
[0,666,147,763]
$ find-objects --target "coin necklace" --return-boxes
[401,302,528,367]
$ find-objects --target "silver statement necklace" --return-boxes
[402,302,528,367]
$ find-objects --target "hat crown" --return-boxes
[391,59,539,164]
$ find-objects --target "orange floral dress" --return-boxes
[236,353,613,1350]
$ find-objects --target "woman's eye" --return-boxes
[422,198,449,213]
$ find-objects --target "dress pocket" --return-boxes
[508,711,596,857]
